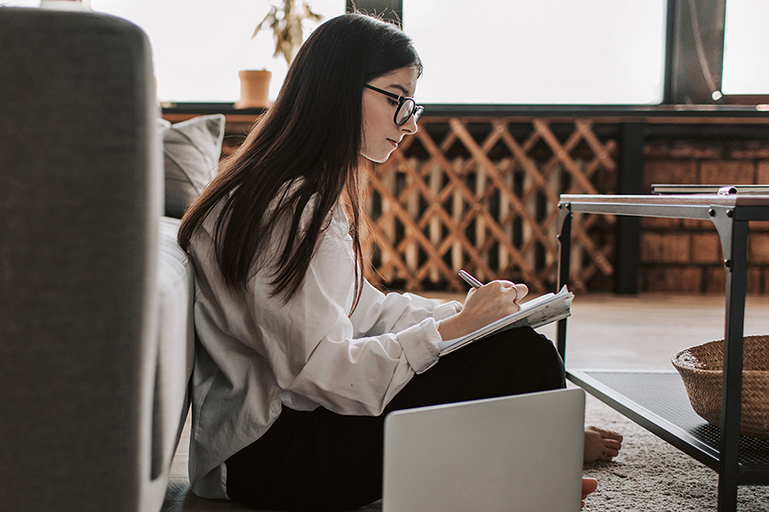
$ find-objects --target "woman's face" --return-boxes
[360,66,420,164]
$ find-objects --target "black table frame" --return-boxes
[555,193,769,512]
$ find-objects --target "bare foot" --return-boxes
[581,477,598,508]
[583,426,623,463]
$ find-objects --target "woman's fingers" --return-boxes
[467,280,529,305]
[512,282,528,302]
[488,280,529,305]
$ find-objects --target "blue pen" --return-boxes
[458,269,483,289]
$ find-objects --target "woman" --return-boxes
[179,13,618,511]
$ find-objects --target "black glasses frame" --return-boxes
[364,84,424,126]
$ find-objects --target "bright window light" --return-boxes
[722,0,769,95]
[403,0,668,104]
[4,0,346,103]
[89,0,345,103]
[12,1,765,102]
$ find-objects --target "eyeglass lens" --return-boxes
[396,99,422,126]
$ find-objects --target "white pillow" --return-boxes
[160,114,225,219]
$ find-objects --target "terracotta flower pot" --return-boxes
[40,0,89,10]
[235,70,271,109]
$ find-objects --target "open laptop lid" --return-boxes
[383,388,586,512]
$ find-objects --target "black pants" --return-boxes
[225,327,566,511]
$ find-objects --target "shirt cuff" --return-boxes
[398,317,441,374]
[432,300,463,321]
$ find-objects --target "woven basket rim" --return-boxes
[672,335,769,374]
[673,365,769,376]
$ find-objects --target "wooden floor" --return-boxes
[163,292,769,511]
[545,292,768,370]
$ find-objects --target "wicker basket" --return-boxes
[672,335,769,440]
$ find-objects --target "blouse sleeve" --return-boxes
[247,205,462,417]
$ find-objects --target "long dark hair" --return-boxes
[178,13,422,310]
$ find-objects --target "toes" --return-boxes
[583,427,623,463]
[598,449,617,461]
[588,426,623,441]
[581,478,598,495]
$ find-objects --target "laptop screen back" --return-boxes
[383,388,585,512]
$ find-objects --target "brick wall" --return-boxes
[640,139,769,294]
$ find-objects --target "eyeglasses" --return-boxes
[364,84,424,126]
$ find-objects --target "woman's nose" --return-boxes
[400,114,419,135]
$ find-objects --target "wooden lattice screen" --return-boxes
[360,117,619,294]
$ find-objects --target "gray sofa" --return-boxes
[1,8,196,512]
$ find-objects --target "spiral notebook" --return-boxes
[438,285,573,356]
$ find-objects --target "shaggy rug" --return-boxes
[581,391,769,512]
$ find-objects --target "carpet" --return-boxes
[581,391,769,512]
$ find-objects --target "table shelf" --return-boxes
[568,370,769,484]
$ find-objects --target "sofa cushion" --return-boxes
[161,114,225,218]
[152,216,196,480]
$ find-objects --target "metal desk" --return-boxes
[556,193,769,512]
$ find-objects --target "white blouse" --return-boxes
[186,194,463,499]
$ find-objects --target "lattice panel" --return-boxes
[361,118,618,293]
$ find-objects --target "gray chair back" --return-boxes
[0,8,161,511]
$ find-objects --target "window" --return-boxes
[722,0,769,95]
[3,0,345,103]
[9,1,764,104]
[403,0,669,104]
[91,0,345,103]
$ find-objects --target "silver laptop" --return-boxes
[383,388,586,512]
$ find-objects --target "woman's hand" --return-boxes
[437,280,528,340]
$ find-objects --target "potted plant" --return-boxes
[236,0,322,109]
[39,0,90,10]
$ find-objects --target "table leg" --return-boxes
[556,203,572,361]
[712,210,749,512]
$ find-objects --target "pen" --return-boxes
[458,269,483,289]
